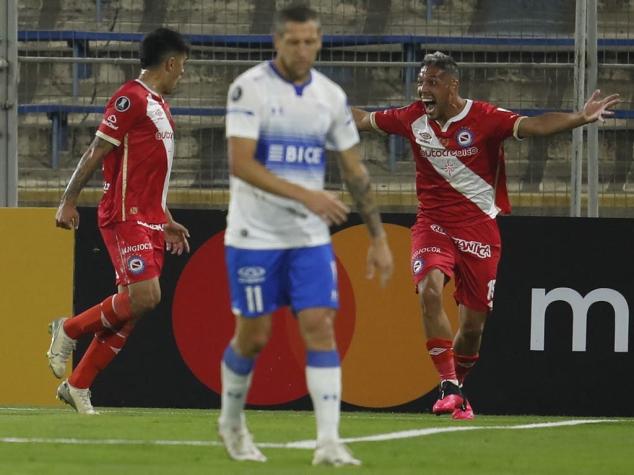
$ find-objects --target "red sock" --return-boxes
[426,338,457,381]
[69,321,136,389]
[455,353,479,385]
[63,293,133,339]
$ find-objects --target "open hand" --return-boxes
[583,89,621,123]
[164,220,190,255]
[366,234,394,287]
[302,190,350,226]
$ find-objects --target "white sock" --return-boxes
[219,361,252,427]
[306,365,341,443]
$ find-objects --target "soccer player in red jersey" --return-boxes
[46,28,191,414]
[353,51,620,419]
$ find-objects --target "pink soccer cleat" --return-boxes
[432,380,465,415]
[452,399,475,420]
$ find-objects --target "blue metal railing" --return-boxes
[18,31,634,168]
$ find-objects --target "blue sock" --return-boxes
[223,344,255,375]
[307,349,340,368]
[219,345,255,426]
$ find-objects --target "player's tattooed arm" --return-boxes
[61,137,113,203]
[338,146,384,239]
[56,137,114,229]
[338,145,394,286]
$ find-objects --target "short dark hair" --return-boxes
[273,4,320,34]
[422,51,459,78]
[140,27,189,69]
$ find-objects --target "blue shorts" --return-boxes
[225,244,339,317]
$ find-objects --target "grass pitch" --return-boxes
[0,407,631,475]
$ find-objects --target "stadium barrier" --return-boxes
[65,208,632,417]
[4,206,632,414]
[0,208,73,406]
[18,31,634,172]
[19,104,634,170]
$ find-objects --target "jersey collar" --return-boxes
[268,61,312,96]
[135,78,163,101]
[437,99,473,132]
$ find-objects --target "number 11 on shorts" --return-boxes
[245,285,264,313]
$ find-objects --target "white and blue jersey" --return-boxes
[224,61,359,317]
[224,61,359,250]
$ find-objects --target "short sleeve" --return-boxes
[325,91,359,151]
[96,90,145,147]
[225,77,263,140]
[371,104,416,137]
[488,106,524,141]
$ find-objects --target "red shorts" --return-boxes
[99,221,165,287]
[410,216,501,312]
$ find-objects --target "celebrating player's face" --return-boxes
[274,20,322,83]
[164,53,187,94]
[417,66,454,121]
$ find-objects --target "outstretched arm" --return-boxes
[518,90,621,137]
[56,137,114,229]
[351,107,374,133]
[337,145,394,287]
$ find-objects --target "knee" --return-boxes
[300,312,335,350]
[303,316,334,342]
[460,320,485,341]
[237,326,271,357]
[129,289,161,316]
[249,331,271,355]
[419,283,443,316]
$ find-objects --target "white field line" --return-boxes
[0,408,596,423]
[0,407,539,423]
[0,419,620,450]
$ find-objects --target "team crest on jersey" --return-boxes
[413,259,424,275]
[231,86,242,102]
[127,255,145,274]
[115,96,131,112]
[456,128,474,148]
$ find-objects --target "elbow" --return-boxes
[343,166,369,186]
[359,117,372,133]
[228,155,242,178]
[229,155,250,180]
[228,157,237,177]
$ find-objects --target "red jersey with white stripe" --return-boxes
[95,79,175,227]
[372,100,522,226]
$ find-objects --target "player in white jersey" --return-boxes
[218,5,393,467]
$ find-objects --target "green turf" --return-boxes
[0,407,631,475]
